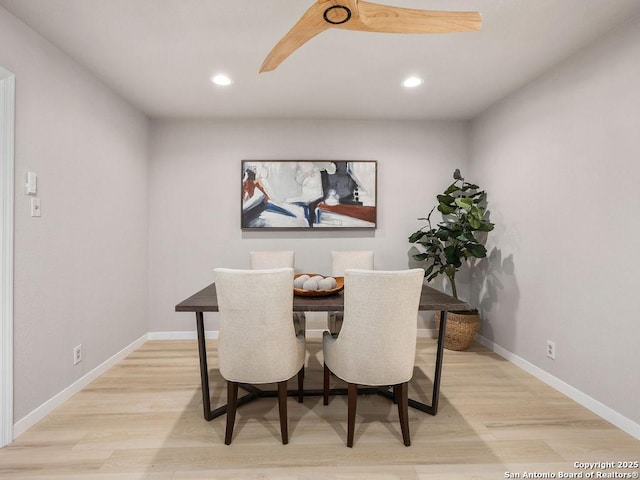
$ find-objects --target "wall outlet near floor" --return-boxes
[73,344,83,365]
[546,340,556,360]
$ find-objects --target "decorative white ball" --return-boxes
[318,278,334,290]
[310,275,324,283]
[302,278,319,290]
[326,276,337,289]
[293,276,308,288]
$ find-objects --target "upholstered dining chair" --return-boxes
[249,250,305,334]
[214,267,305,445]
[249,250,295,270]
[328,250,374,334]
[323,268,424,447]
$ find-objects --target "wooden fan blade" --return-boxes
[260,3,330,73]
[347,1,481,34]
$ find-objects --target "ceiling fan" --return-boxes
[260,0,482,73]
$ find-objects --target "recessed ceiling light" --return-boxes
[211,74,232,86]
[402,76,423,88]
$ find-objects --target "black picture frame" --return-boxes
[241,160,377,230]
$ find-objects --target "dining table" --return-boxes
[175,281,469,421]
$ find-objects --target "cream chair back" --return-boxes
[328,250,374,334]
[331,250,374,276]
[326,268,424,386]
[249,250,305,335]
[214,267,303,384]
[249,250,295,269]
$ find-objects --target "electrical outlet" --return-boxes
[30,197,41,217]
[73,344,83,365]
[546,340,556,360]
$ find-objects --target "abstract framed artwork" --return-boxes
[241,160,377,229]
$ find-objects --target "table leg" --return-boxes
[382,310,447,415]
[430,310,448,414]
[195,312,213,421]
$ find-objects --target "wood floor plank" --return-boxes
[0,338,638,479]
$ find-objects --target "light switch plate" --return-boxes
[25,171,37,195]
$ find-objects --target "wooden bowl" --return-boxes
[293,274,344,297]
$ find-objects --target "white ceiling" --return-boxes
[2,0,640,120]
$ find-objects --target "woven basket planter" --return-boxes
[434,310,480,351]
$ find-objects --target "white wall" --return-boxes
[470,15,640,427]
[149,119,469,333]
[5,0,638,442]
[0,7,150,422]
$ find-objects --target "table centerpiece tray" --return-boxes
[293,273,344,297]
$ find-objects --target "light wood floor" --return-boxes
[1,339,638,479]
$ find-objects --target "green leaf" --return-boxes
[412,253,429,261]
[445,223,462,235]
[408,231,426,243]
[437,194,454,205]
[466,243,487,258]
[424,264,436,278]
[469,205,483,220]
[444,246,463,268]
[438,203,456,215]
[469,215,481,229]
[435,229,450,241]
[472,191,487,202]
[477,222,495,232]
[444,183,460,195]
[455,198,473,211]
[456,232,475,243]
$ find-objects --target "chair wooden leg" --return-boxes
[329,313,344,334]
[347,383,358,448]
[323,363,330,405]
[277,380,289,445]
[328,313,336,334]
[396,382,411,446]
[297,367,304,404]
[334,316,343,334]
[225,381,238,445]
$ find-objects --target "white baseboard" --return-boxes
[476,335,640,440]
[13,334,148,439]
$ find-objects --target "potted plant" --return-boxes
[408,169,494,350]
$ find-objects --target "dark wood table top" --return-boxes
[175,282,469,313]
